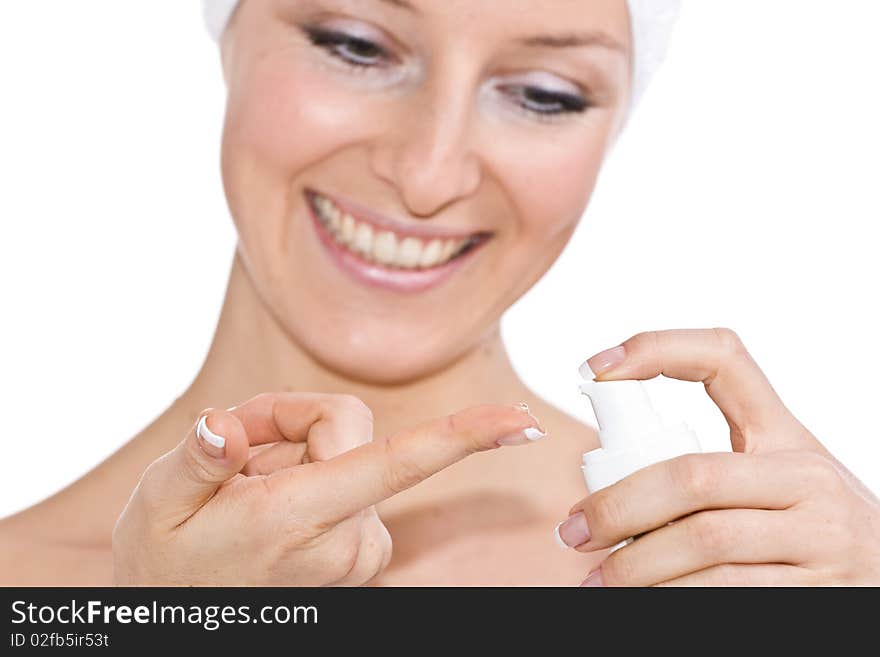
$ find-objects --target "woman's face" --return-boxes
[220,0,631,384]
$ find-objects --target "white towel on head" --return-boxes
[201,0,681,111]
[626,0,682,109]
[203,0,238,42]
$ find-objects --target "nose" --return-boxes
[370,83,482,218]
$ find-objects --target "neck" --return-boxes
[180,251,529,440]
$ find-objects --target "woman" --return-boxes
[1,0,878,586]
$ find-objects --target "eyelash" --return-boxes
[303,26,591,119]
[304,27,391,71]
[504,86,590,120]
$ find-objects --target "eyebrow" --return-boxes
[372,1,625,54]
[518,31,627,53]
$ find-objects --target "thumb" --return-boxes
[139,410,250,529]
[581,329,820,454]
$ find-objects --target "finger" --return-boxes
[242,441,309,476]
[597,508,809,587]
[137,410,250,529]
[287,403,545,525]
[562,452,807,551]
[229,392,373,460]
[331,510,393,587]
[654,563,816,587]
[581,328,807,452]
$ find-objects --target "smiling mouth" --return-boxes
[305,189,490,271]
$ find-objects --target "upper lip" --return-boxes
[306,188,491,241]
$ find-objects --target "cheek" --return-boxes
[224,58,368,183]
[221,57,378,274]
[488,124,609,241]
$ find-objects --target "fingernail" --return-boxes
[585,345,626,377]
[197,415,226,458]
[578,361,596,381]
[514,401,545,431]
[553,522,569,549]
[580,569,604,587]
[555,513,591,548]
[497,427,546,446]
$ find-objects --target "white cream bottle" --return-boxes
[579,376,703,492]
[579,371,705,550]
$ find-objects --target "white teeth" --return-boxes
[313,193,476,270]
[439,239,458,262]
[396,237,423,268]
[341,213,356,243]
[328,206,342,233]
[354,222,373,257]
[419,239,444,268]
[372,230,398,265]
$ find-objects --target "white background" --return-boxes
[1,1,878,517]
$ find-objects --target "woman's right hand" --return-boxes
[112,393,543,585]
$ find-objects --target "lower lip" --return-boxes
[307,195,486,294]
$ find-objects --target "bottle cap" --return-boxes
[579,377,702,492]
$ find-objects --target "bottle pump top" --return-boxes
[579,377,702,493]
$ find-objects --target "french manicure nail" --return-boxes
[586,345,626,377]
[580,569,604,587]
[197,415,226,458]
[514,401,545,432]
[555,513,591,548]
[553,522,569,549]
[578,360,596,381]
[497,427,546,446]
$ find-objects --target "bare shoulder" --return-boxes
[0,513,113,586]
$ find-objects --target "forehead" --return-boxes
[388,0,630,30]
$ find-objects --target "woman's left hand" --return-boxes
[558,328,880,586]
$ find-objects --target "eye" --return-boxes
[304,26,391,69]
[505,85,590,117]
